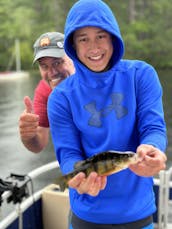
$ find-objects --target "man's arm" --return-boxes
[20,124,49,153]
[19,96,49,153]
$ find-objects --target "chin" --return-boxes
[93,67,106,72]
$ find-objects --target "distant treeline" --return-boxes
[0,0,171,71]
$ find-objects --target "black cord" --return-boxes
[25,174,42,229]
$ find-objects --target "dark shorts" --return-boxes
[71,212,153,229]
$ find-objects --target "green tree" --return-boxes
[0,0,172,70]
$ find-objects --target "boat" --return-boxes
[0,161,172,229]
[0,39,29,81]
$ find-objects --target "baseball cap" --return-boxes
[33,32,65,63]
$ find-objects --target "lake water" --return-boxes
[0,70,172,178]
[0,73,57,190]
[158,69,172,168]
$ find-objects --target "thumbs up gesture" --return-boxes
[24,96,34,113]
[19,96,39,141]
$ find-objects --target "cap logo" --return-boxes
[57,41,64,49]
[40,37,50,47]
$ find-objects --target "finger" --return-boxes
[20,130,38,140]
[136,144,155,160]
[100,176,107,190]
[162,153,167,161]
[89,176,103,196]
[80,172,99,195]
[68,172,86,189]
[144,153,166,167]
[88,175,107,196]
[24,96,34,113]
[19,113,39,124]
[20,123,38,131]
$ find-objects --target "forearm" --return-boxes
[21,127,49,153]
[21,135,46,153]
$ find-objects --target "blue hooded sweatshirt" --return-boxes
[48,0,167,224]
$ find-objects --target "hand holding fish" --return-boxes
[129,144,167,177]
[68,172,107,196]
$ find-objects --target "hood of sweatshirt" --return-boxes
[64,0,124,71]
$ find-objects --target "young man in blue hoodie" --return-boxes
[48,1,167,228]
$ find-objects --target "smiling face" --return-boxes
[38,55,74,89]
[73,26,113,72]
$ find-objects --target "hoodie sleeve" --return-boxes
[135,63,167,151]
[47,88,85,174]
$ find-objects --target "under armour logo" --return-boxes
[84,93,128,127]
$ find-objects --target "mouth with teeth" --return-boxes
[89,54,104,61]
[47,73,67,88]
[86,53,109,72]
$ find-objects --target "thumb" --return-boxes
[24,96,34,113]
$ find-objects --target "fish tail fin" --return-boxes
[53,175,67,192]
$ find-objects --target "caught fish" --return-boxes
[55,150,138,191]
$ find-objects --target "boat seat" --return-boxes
[42,184,70,229]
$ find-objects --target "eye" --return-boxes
[78,37,87,43]
[98,34,106,40]
[53,59,64,67]
[40,64,48,71]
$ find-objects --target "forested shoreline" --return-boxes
[0,0,172,70]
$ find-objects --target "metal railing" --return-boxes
[0,161,172,229]
[0,161,59,229]
[157,167,172,229]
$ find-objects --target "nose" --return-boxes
[48,66,58,77]
[88,40,99,53]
